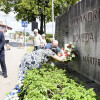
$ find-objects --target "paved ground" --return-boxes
[0,39,27,100]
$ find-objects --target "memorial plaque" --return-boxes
[55,0,100,84]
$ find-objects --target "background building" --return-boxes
[0,21,12,32]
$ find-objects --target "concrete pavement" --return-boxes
[0,40,27,100]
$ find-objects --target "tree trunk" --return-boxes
[40,13,43,35]
[44,5,46,34]
[44,15,46,34]
[33,13,36,21]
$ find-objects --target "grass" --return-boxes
[27,46,34,53]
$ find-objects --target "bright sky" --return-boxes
[0,11,55,35]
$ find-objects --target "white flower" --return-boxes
[51,62,54,67]
[64,47,68,50]
[8,95,12,99]
[61,50,64,52]
[69,57,72,60]
[18,78,22,82]
[67,49,71,52]
[61,56,66,61]
[11,98,16,100]
[19,83,23,88]
[25,98,28,100]
[12,90,18,94]
[72,54,75,57]
[64,44,69,50]
[18,80,22,84]
[15,97,19,100]
[71,44,75,48]
[60,55,65,59]
[69,42,73,44]
[64,43,69,47]
[68,52,71,54]
[14,94,18,98]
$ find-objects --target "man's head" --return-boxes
[52,40,58,47]
[34,29,38,35]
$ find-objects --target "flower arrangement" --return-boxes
[58,42,77,61]
[5,76,25,100]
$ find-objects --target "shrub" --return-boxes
[46,37,53,43]
[29,36,34,40]
[45,34,54,43]
[46,34,53,38]
[18,63,99,100]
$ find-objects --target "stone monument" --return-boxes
[55,0,100,84]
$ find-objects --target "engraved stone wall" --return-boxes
[55,0,100,84]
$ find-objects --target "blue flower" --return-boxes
[22,76,25,80]
[18,89,21,93]
[10,92,15,95]
[15,85,19,89]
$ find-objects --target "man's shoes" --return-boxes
[3,74,7,78]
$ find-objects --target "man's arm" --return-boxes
[51,55,63,62]
[0,31,5,51]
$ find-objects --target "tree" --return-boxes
[26,32,30,36]
[0,0,79,34]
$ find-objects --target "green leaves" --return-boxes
[18,63,99,100]
[0,0,79,22]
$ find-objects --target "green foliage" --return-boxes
[45,34,53,43]
[29,36,34,40]
[46,34,53,38]
[0,0,13,13]
[0,0,79,22]
[26,32,30,36]
[0,0,79,34]
[18,63,99,100]
[46,37,52,43]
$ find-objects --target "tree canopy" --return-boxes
[0,0,79,22]
[0,0,79,34]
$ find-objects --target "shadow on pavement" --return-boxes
[9,41,33,47]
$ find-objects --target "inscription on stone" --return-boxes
[69,8,100,27]
[83,56,100,66]
[73,32,94,42]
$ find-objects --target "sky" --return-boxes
[0,11,55,35]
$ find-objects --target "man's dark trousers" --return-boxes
[0,55,7,75]
[0,31,7,76]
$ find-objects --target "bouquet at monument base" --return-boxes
[58,42,77,62]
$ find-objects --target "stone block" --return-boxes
[55,0,100,84]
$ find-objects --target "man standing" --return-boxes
[4,30,10,50]
[33,29,42,50]
[0,31,7,78]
